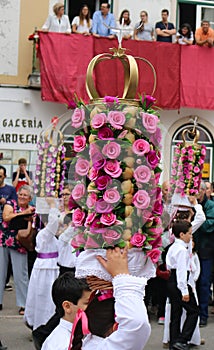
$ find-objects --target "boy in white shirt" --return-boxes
[41,273,91,350]
[166,220,199,350]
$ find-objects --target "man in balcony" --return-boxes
[155,9,176,43]
[195,20,214,47]
[91,2,116,39]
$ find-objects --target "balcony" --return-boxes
[36,32,214,110]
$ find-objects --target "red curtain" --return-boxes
[180,45,214,110]
[39,32,94,104]
[39,33,214,110]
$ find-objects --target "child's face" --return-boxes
[63,290,91,323]
[181,227,192,243]
[76,290,92,311]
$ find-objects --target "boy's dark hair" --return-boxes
[172,220,192,238]
[52,272,90,317]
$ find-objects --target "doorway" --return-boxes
[67,0,97,22]
[178,2,196,33]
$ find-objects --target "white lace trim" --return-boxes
[75,248,156,281]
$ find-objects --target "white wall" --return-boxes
[0,0,20,75]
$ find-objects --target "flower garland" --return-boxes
[69,95,163,263]
[170,143,206,196]
[34,117,66,197]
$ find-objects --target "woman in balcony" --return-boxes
[175,23,194,45]
[42,2,71,34]
[116,9,133,40]
[134,10,155,41]
[72,5,92,35]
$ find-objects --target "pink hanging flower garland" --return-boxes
[170,143,206,196]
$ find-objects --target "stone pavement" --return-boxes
[0,280,213,349]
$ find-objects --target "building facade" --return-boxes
[0,0,214,184]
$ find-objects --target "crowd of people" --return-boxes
[1,153,214,350]
[41,2,214,47]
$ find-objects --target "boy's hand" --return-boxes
[97,246,129,277]
[182,294,190,302]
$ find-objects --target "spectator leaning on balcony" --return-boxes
[91,2,116,38]
[195,20,214,47]
[42,2,71,34]
[117,9,133,40]
[72,4,92,35]
[175,23,194,45]
[155,9,176,43]
[134,10,155,41]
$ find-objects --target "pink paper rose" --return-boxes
[141,112,159,133]
[75,158,90,176]
[95,175,112,190]
[85,212,96,226]
[88,167,99,181]
[107,111,126,129]
[132,139,150,156]
[101,228,121,245]
[91,113,107,129]
[100,213,117,226]
[132,190,150,209]
[72,208,85,226]
[130,232,146,247]
[104,96,119,103]
[95,199,113,213]
[71,108,85,128]
[90,217,104,232]
[134,165,151,183]
[102,142,121,159]
[72,183,85,201]
[104,160,122,178]
[103,188,121,204]
[97,126,114,140]
[86,192,97,209]
[73,135,86,152]
[92,152,106,170]
[150,235,162,248]
[71,233,86,249]
[146,150,159,169]
[146,248,161,263]
[141,95,156,109]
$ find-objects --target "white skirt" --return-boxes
[24,266,59,330]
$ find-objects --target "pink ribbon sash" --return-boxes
[68,309,90,350]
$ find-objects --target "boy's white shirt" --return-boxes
[166,238,189,296]
[41,318,73,350]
